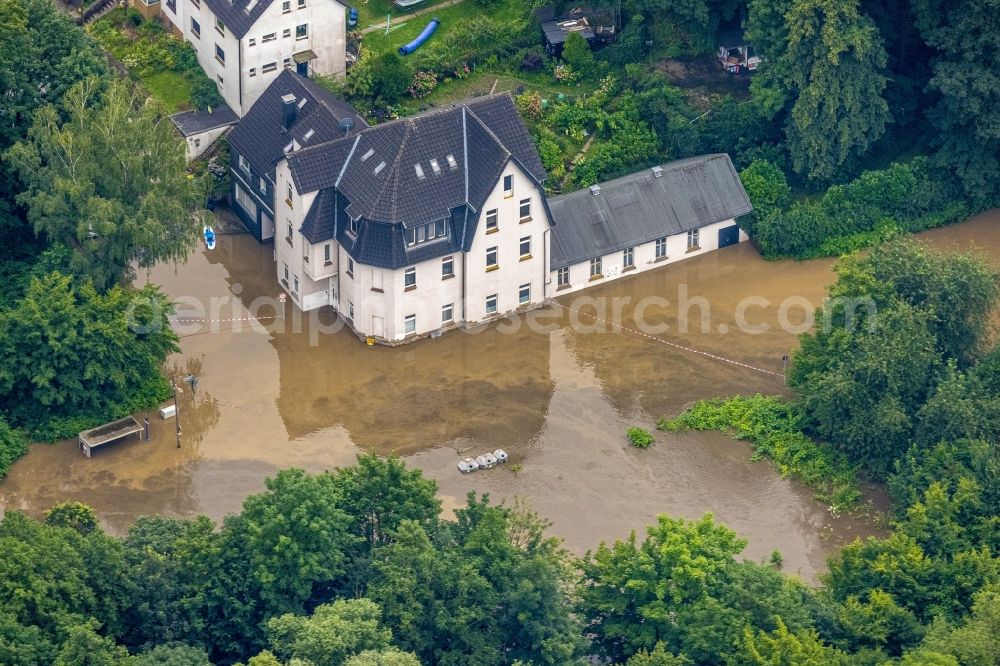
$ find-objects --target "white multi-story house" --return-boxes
[156,0,347,116]
[227,77,754,345]
[270,94,551,343]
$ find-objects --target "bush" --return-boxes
[0,417,29,479]
[756,157,971,259]
[658,395,861,511]
[738,159,790,237]
[626,427,654,448]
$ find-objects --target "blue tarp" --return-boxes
[399,18,440,55]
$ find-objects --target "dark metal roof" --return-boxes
[549,154,753,269]
[228,69,366,177]
[541,19,595,45]
[170,103,239,137]
[287,94,545,227]
[203,0,273,38]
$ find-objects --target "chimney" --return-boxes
[281,93,298,130]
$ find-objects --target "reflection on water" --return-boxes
[2,212,997,580]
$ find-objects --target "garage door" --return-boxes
[718,225,740,249]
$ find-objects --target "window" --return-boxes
[191,18,200,37]
[216,74,224,85]
[348,301,354,319]
[259,178,267,195]
[215,18,225,35]
[404,266,416,289]
[557,267,569,287]
[687,229,700,249]
[486,294,498,314]
[655,236,667,259]
[404,314,416,335]
[249,67,257,77]
[263,62,278,73]
[296,24,308,39]
[248,37,256,46]
[519,198,531,220]
[590,257,603,278]
[405,220,447,246]
[165,0,175,12]
[347,257,354,277]
[191,0,199,7]
[286,182,293,206]
[235,183,256,217]
[283,263,289,284]
[623,246,635,268]
[485,209,498,233]
[293,275,299,294]
[347,216,359,236]
[429,158,440,174]
[442,256,454,278]
[263,32,277,42]
[486,246,498,270]
[283,28,291,38]
[442,303,454,323]
[519,235,531,258]
[503,174,513,197]
[286,221,294,244]
[282,0,291,11]
[238,153,250,175]
[283,57,292,67]
[298,0,306,7]
[519,283,531,304]
[215,44,225,65]
[324,244,332,265]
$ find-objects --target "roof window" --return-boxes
[297,97,308,108]
[302,128,315,141]
[374,161,386,174]
[414,163,425,179]
[360,148,375,162]
[446,154,457,169]
[429,158,440,175]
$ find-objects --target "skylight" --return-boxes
[302,128,315,141]
[446,154,457,169]
[360,148,375,162]
[414,163,425,179]
[374,161,386,175]
[429,159,441,175]
[283,141,294,153]
[297,97,308,109]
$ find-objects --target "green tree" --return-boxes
[54,621,131,666]
[266,599,392,665]
[778,0,890,182]
[343,649,422,666]
[0,417,28,479]
[130,643,212,666]
[738,159,790,236]
[738,619,850,665]
[626,643,691,665]
[562,32,596,79]
[915,586,1000,665]
[45,502,99,536]
[0,273,177,436]
[7,78,206,290]
[366,52,411,105]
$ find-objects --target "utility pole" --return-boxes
[173,383,182,449]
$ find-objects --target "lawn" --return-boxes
[353,0,460,36]
[359,0,525,55]
[396,69,596,114]
[142,71,192,114]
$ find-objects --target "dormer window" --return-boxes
[429,158,440,175]
[446,154,458,169]
[406,220,447,246]
[347,216,359,237]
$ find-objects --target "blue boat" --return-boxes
[348,7,358,26]
[204,225,216,250]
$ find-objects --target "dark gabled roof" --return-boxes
[549,154,753,269]
[228,69,366,176]
[169,103,239,137]
[287,94,545,227]
[300,188,339,243]
[203,0,273,38]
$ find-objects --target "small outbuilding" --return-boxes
[170,103,240,162]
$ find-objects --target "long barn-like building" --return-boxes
[228,78,753,344]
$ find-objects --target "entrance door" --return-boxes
[372,315,384,338]
[718,225,740,249]
[261,211,275,241]
[296,60,308,77]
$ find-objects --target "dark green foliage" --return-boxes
[756,158,969,259]
[626,427,654,448]
[561,32,596,79]
[266,599,392,664]
[0,273,177,439]
[45,502,99,536]
[131,644,213,666]
[0,417,29,479]
[737,159,790,237]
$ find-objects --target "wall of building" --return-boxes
[464,162,551,324]
[550,219,747,295]
[231,148,276,241]
[273,159,319,309]
[182,124,232,161]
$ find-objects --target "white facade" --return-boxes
[551,219,748,295]
[159,0,346,116]
[273,160,553,343]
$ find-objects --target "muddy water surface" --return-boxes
[3,213,998,581]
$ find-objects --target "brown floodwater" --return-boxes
[3,211,998,581]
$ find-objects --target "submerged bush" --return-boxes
[626,427,654,449]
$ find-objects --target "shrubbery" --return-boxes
[755,158,970,259]
[658,395,861,511]
[0,417,29,479]
[626,427,654,448]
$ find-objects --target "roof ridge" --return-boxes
[464,106,511,159]
[371,121,413,221]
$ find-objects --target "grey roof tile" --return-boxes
[169,103,239,136]
[549,154,753,269]
[228,69,366,177]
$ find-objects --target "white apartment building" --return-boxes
[156,0,347,116]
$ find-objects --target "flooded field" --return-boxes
[3,212,997,581]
